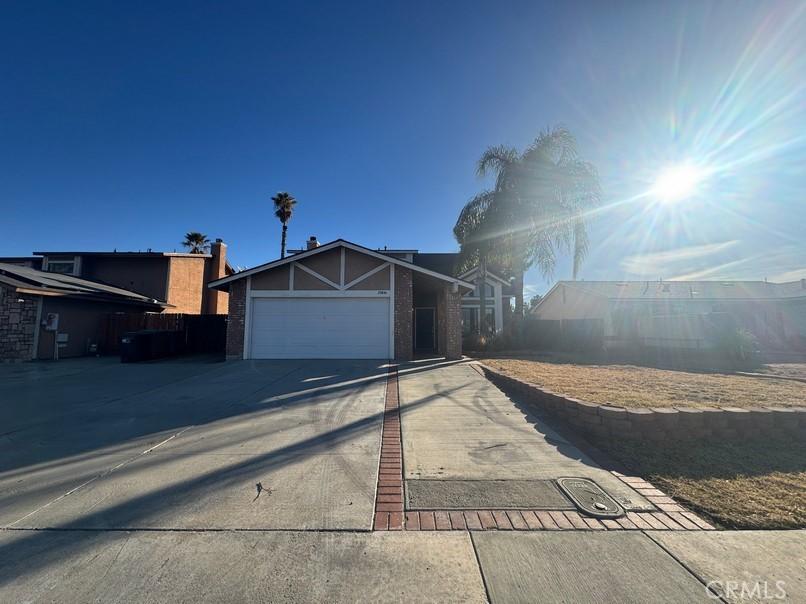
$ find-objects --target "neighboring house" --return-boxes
[0,263,167,362]
[532,279,806,351]
[24,239,232,314]
[209,238,474,361]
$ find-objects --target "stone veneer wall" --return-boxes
[394,267,413,362]
[481,364,806,442]
[0,285,38,362]
[225,279,246,360]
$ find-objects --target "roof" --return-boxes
[0,263,169,309]
[208,240,475,291]
[34,250,212,259]
[548,280,806,302]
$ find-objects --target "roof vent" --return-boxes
[306,236,320,250]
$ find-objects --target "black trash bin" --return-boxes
[120,330,185,362]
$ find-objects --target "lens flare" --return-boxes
[652,164,707,202]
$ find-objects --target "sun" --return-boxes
[652,163,706,202]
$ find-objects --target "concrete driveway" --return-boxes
[1,357,387,530]
[1,357,803,603]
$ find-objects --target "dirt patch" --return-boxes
[478,358,806,409]
[593,438,806,530]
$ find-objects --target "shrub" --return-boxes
[713,327,761,369]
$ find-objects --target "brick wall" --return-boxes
[204,240,229,315]
[166,257,206,314]
[394,267,413,362]
[444,287,462,360]
[0,285,38,362]
[482,364,806,442]
[225,279,246,360]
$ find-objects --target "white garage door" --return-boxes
[249,297,390,359]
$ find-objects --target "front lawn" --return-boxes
[596,438,806,530]
[478,357,806,409]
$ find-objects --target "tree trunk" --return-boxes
[280,223,287,259]
[513,269,524,317]
[478,256,488,337]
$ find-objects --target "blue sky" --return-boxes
[2,1,804,297]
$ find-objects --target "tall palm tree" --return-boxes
[181,232,211,254]
[457,127,601,319]
[272,192,297,258]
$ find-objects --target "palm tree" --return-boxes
[463,127,601,317]
[272,192,297,259]
[181,232,211,254]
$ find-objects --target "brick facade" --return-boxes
[225,279,247,360]
[436,285,462,360]
[0,285,39,362]
[394,266,413,362]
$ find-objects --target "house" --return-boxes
[26,239,232,314]
[287,240,516,337]
[532,279,806,351]
[0,263,168,362]
[209,238,475,360]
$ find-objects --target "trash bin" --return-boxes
[120,330,185,362]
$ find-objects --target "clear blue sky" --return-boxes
[2,1,804,297]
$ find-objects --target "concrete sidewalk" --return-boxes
[398,361,650,510]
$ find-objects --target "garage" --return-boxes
[249,297,390,359]
[209,239,472,361]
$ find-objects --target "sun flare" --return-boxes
[652,164,706,202]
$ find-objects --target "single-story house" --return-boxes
[0,263,168,362]
[532,279,806,351]
[208,239,476,360]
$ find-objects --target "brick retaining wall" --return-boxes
[479,364,806,442]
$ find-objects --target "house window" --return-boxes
[461,307,495,335]
[45,260,77,275]
[463,283,494,298]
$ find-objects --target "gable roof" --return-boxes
[546,279,806,302]
[208,239,475,291]
[0,263,169,308]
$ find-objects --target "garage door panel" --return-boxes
[249,298,390,359]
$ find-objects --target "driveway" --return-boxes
[1,358,386,531]
[1,357,803,603]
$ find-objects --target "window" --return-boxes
[461,307,495,335]
[46,260,76,275]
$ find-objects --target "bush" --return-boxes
[713,327,761,369]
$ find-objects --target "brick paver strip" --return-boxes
[449,511,467,530]
[626,512,654,530]
[549,511,574,529]
[435,511,452,530]
[388,512,404,530]
[615,516,640,530]
[521,510,544,530]
[601,519,622,530]
[374,512,389,531]
[535,511,560,529]
[563,512,590,529]
[507,511,529,530]
[492,511,514,530]
[464,511,483,530]
[405,512,420,530]
[635,512,669,530]
[373,366,405,529]
[419,511,436,530]
[582,517,606,530]
[652,512,686,530]
[478,510,497,529]
[682,511,715,530]
[667,512,700,530]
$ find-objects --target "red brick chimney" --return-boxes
[205,238,228,314]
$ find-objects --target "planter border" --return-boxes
[477,363,806,442]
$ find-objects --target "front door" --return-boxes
[414,307,435,351]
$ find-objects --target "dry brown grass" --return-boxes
[595,438,806,530]
[479,358,806,409]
